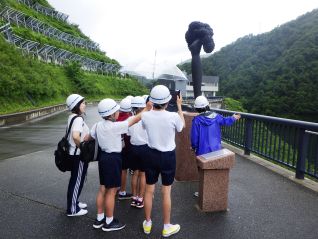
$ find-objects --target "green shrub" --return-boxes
[223,98,246,112]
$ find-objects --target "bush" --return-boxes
[223,98,246,112]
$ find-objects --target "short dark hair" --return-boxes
[71,99,84,114]
[195,105,210,113]
[153,102,167,109]
[132,107,143,114]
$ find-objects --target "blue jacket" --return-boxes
[191,112,236,156]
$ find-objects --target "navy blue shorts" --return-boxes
[98,151,122,188]
[121,147,132,170]
[144,146,176,186]
[130,144,147,172]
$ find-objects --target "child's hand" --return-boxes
[233,114,241,120]
[176,93,183,106]
[146,100,153,111]
[83,134,91,141]
[142,101,153,112]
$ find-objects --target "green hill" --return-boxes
[0,0,147,114]
[179,9,318,122]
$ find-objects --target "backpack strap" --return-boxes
[65,115,81,138]
[93,122,100,161]
[66,115,82,155]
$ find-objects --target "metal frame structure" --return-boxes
[213,108,318,180]
[0,6,99,51]
[17,0,69,22]
[0,22,120,74]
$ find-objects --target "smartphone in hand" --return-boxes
[171,90,180,102]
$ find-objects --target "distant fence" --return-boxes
[214,108,318,180]
[0,22,120,74]
[0,6,98,51]
[17,0,69,22]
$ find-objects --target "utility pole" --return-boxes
[152,50,157,80]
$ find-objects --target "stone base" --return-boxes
[196,149,235,212]
[175,114,199,181]
[198,168,230,212]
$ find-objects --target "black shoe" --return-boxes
[130,198,137,207]
[135,199,144,208]
[93,218,105,229]
[118,193,132,200]
[102,218,126,232]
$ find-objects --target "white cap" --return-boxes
[120,98,132,112]
[142,95,149,100]
[98,99,120,117]
[131,96,146,108]
[149,85,172,104]
[194,95,209,108]
[125,95,134,101]
[66,94,84,110]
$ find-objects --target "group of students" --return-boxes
[64,84,240,238]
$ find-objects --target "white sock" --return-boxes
[138,197,143,202]
[97,213,104,221]
[145,219,152,226]
[164,224,172,230]
[106,216,113,224]
[119,191,126,196]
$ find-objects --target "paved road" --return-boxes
[1,106,318,238]
[0,105,100,160]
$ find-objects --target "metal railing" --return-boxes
[183,96,223,106]
[213,108,318,180]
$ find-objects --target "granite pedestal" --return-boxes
[175,114,199,181]
[196,148,235,212]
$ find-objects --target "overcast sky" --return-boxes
[47,0,317,77]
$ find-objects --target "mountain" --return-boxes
[179,9,318,122]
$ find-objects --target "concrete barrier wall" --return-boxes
[0,104,66,127]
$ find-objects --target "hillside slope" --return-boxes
[0,0,146,114]
[180,9,318,122]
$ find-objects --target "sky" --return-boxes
[47,0,317,78]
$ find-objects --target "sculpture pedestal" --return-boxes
[196,149,235,212]
[175,114,199,181]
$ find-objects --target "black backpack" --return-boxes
[79,122,100,163]
[54,115,80,172]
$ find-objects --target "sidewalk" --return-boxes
[1,148,318,238]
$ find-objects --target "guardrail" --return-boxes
[213,108,318,180]
[0,104,67,126]
[183,96,223,105]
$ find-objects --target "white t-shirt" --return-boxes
[141,110,183,152]
[67,114,89,155]
[127,116,148,146]
[90,120,129,153]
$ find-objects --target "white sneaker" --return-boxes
[162,224,180,237]
[67,209,88,217]
[78,202,87,209]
